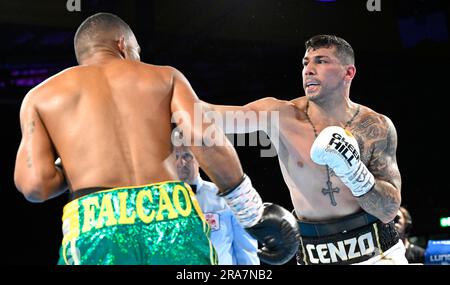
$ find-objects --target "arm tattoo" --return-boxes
[26,156,33,168]
[25,120,35,168]
[27,121,35,135]
[367,116,401,189]
[357,181,400,221]
[352,114,401,221]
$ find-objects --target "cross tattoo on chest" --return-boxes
[304,99,360,208]
[322,180,340,206]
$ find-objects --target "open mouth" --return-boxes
[305,82,320,92]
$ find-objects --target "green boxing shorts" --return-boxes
[58,181,217,265]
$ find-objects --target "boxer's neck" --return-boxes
[307,98,358,127]
[81,50,123,66]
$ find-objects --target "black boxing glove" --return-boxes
[246,203,300,265]
[219,175,299,265]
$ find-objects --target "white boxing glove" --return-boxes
[310,126,375,197]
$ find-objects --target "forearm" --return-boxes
[356,180,401,223]
[191,144,243,192]
[180,104,244,191]
[46,165,69,199]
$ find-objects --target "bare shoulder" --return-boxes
[353,105,396,138]
[246,96,291,112]
[25,66,82,101]
[137,62,179,78]
[138,62,173,72]
[352,105,398,163]
[111,62,179,95]
[18,67,78,120]
[278,96,309,120]
[37,65,83,86]
[289,96,309,110]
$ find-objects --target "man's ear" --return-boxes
[344,65,356,81]
[117,36,127,59]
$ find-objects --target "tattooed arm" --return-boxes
[14,91,67,202]
[356,115,401,223]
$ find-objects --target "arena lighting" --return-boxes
[440,217,450,228]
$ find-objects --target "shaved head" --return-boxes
[74,12,139,64]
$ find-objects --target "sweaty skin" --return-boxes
[202,46,401,223]
[15,58,243,202]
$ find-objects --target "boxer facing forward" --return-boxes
[202,35,408,264]
[14,13,299,265]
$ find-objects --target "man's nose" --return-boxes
[303,63,316,76]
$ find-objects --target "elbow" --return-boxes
[380,214,396,224]
[14,178,48,203]
[23,190,48,203]
[381,200,401,224]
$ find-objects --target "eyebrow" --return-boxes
[302,55,331,62]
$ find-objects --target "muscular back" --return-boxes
[33,59,177,192]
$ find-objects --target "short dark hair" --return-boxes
[74,12,132,63]
[305,35,355,65]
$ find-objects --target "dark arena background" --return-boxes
[0,0,449,267]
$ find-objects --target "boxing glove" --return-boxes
[219,175,299,264]
[245,203,300,265]
[310,126,375,197]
